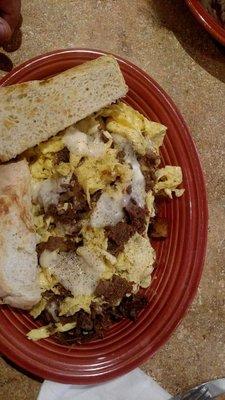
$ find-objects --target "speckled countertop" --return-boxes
[0,1,225,399]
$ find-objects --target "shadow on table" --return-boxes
[150,0,225,83]
[2,355,43,383]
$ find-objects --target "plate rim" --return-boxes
[0,48,208,383]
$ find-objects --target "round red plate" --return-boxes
[0,49,208,384]
[186,0,225,46]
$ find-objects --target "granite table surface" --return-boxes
[0,1,225,399]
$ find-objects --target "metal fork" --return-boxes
[171,378,225,400]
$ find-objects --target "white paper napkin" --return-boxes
[38,368,171,400]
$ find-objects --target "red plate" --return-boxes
[0,49,208,384]
[186,0,225,46]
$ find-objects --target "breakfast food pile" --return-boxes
[0,56,184,344]
[200,0,225,25]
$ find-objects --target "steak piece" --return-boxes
[105,200,148,256]
[36,235,80,256]
[76,309,94,331]
[94,275,133,305]
[138,151,160,192]
[42,288,72,323]
[124,200,148,235]
[105,221,135,256]
[118,294,148,321]
[46,174,89,225]
[54,147,70,164]
[55,293,148,345]
[37,236,65,256]
[148,217,168,239]
[90,189,102,203]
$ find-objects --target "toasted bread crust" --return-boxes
[0,56,128,162]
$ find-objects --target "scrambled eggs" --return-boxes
[116,233,155,288]
[26,102,184,341]
[154,166,185,198]
[28,135,70,179]
[100,102,167,154]
[75,148,132,201]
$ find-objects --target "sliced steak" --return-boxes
[105,200,148,256]
[36,235,80,257]
[124,200,148,235]
[54,147,70,164]
[46,175,89,225]
[94,275,133,305]
[148,217,168,239]
[76,309,94,331]
[55,293,148,345]
[105,221,135,256]
[36,236,65,256]
[118,294,148,321]
[138,151,160,192]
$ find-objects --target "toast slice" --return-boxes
[0,160,41,309]
[0,55,128,162]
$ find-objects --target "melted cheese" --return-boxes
[31,175,71,211]
[90,140,146,228]
[122,140,146,207]
[90,192,129,228]
[90,132,146,228]
[63,126,109,158]
[39,247,105,297]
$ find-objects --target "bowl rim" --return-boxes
[186,0,225,45]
